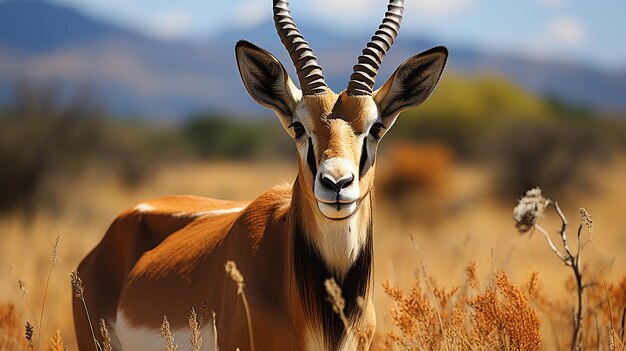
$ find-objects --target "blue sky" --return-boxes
[53,0,626,71]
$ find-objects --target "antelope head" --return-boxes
[236,0,447,221]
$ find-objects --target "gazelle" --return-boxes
[73,0,447,349]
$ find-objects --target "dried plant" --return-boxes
[513,188,626,351]
[382,266,541,351]
[188,308,202,351]
[49,330,65,351]
[18,280,39,333]
[324,278,349,328]
[225,260,255,351]
[514,187,585,350]
[71,270,101,351]
[0,303,29,351]
[99,319,113,351]
[25,322,34,350]
[161,316,178,351]
[39,234,60,351]
[409,233,449,350]
[323,279,371,351]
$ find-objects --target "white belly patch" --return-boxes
[116,310,218,351]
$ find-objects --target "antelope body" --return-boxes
[73,1,447,350]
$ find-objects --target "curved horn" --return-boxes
[347,0,404,96]
[273,0,327,95]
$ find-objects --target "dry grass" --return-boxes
[380,266,541,351]
[1,157,626,350]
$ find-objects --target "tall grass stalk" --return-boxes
[225,261,255,351]
[581,207,620,350]
[38,234,60,351]
[409,232,450,351]
[71,270,101,351]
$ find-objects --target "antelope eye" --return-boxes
[289,122,306,139]
[369,122,385,139]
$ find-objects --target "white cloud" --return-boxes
[151,10,193,39]
[547,16,586,46]
[234,1,270,29]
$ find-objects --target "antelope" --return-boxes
[72,0,447,349]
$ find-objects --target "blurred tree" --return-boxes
[183,113,293,160]
[0,83,103,214]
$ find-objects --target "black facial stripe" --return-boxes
[307,137,317,176]
[359,137,368,178]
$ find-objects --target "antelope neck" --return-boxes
[289,177,374,350]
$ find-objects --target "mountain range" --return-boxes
[1,0,624,119]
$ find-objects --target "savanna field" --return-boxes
[2,74,626,350]
[2,156,626,349]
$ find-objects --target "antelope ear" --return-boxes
[373,46,448,121]
[236,40,302,121]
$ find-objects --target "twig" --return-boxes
[533,224,569,264]
[552,201,575,260]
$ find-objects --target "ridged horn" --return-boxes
[347,0,404,96]
[273,0,327,95]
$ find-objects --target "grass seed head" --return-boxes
[161,316,178,351]
[51,234,60,264]
[25,321,34,348]
[100,318,113,351]
[188,308,202,351]
[324,278,346,317]
[225,261,245,294]
[579,207,593,231]
[70,270,85,300]
[50,330,65,351]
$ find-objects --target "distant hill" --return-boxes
[0,0,624,119]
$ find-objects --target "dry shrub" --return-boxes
[377,142,454,224]
[378,142,453,198]
[381,267,541,351]
[531,273,626,350]
[0,302,29,350]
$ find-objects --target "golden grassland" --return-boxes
[1,155,626,350]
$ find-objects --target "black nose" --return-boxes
[320,174,354,192]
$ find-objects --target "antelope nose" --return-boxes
[320,173,354,192]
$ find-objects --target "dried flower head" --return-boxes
[225,261,244,294]
[50,330,65,351]
[25,322,34,348]
[513,187,549,233]
[70,270,85,300]
[466,262,480,290]
[51,234,60,264]
[579,207,593,231]
[100,319,113,351]
[189,308,202,351]
[324,278,349,328]
[161,316,178,351]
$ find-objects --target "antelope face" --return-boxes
[236,0,448,220]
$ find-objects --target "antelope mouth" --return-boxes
[317,199,358,220]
